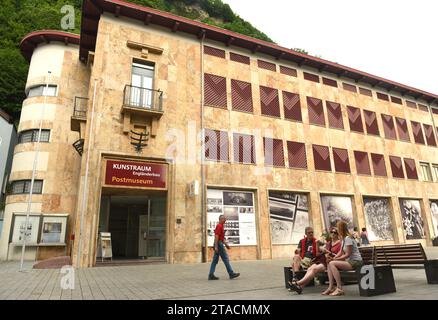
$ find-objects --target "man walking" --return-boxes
[208,215,240,280]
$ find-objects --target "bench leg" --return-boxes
[358,265,396,297]
[424,261,438,284]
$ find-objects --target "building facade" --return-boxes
[1,0,438,267]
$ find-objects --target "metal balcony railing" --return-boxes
[123,85,163,112]
[73,97,89,118]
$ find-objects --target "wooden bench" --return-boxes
[373,243,438,284]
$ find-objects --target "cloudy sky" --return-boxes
[222,0,438,95]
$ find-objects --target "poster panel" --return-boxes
[363,197,394,241]
[268,191,310,244]
[399,199,425,240]
[11,214,41,244]
[40,215,68,244]
[430,200,438,237]
[321,195,354,231]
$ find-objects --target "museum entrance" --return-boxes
[98,193,167,262]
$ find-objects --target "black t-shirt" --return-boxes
[297,238,314,259]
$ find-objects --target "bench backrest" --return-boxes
[374,243,427,265]
[358,246,375,265]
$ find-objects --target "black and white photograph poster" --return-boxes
[363,197,394,241]
[321,195,354,231]
[207,189,257,246]
[268,191,309,244]
[430,200,438,237]
[399,199,425,240]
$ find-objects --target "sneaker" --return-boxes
[289,281,303,294]
[229,272,240,279]
[208,274,219,280]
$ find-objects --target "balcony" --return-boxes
[71,97,89,133]
[122,85,164,137]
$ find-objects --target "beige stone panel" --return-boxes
[18,120,54,134]
[355,176,391,196]
[207,245,258,261]
[11,151,49,173]
[314,172,337,193]
[272,245,294,260]
[173,251,202,264]
[14,143,51,154]
[305,125,329,147]
[333,174,355,194]
[19,103,57,122]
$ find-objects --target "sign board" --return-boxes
[99,232,112,261]
[104,159,167,189]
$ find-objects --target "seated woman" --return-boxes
[289,228,342,294]
[322,220,363,296]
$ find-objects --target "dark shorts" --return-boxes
[348,259,363,269]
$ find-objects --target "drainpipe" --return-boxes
[200,31,206,263]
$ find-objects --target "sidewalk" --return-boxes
[0,249,437,300]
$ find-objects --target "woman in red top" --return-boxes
[288,228,342,294]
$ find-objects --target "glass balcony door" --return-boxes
[131,62,154,108]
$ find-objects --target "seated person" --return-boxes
[291,227,318,273]
[289,227,342,294]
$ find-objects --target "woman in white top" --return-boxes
[322,220,363,296]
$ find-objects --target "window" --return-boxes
[264,138,285,167]
[10,180,43,195]
[377,92,389,101]
[423,124,437,147]
[312,145,331,171]
[432,164,438,182]
[326,101,343,129]
[322,77,337,88]
[280,66,297,77]
[404,158,418,180]
[287,141,307,169]
[354,151,371,175]
[204,129,229,162]
[406,100,417,109]
[257,59,276,71]
[231,80,253,113]
[359,87,373,97]
[130,61,155,108]
[395,117,410,142]
[389,156,404,179]
[303,72,320,83]
[260,86,280,118]
[204,46,225,58]
[307,97,325,126]
[391,96,403,105]
[18,129,50,144]
[363,110,380,136]
[230,52,250,65]
[411,121,425,144]
[233,133,256,164]
[283,91,302,122]
[381,114,397,140]
[418,104,429,112]
[347,106,364,133]
[371,153,387,177]
[333,148,351,173]
[420,162,433,182]
[204,73,227,108]
[27,85,57,98]
[343,83,357,93]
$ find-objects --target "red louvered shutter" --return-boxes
[347,106,364,133]
[230,52,250,65]
[432,108,438,115]
[423,124,437,146]
[389,156,404,178]
[411,121,425,144]
[204,129,229,161]
[280,66,297,77]
[359,87,373,97]
[204,73,227,108]
[264,138,285,167]
[354,151,371,175]
[303,72,320,83]
[326,101,343,129]
[322,77,338,87]
[333,148,351,173]
[377,92,389,101]
[231,79,253,113]
[313,145,331,171]
[404,158,418,180]
[258,59,276,71]
[204,46,225,58]
[395,117,410,142]
[371,153,387,177]
[406,101,417,109]
[287,141,307,169]
[343,83,357,93]
[381,114,397,139]
[233,133,255,164]
[260,86,280,117]
[283,91,302,121]
[391,96,403,105]
[418,104,429,112]
[363,110,380,136]
[307,97,325,126]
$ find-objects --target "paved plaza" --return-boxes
[0,248,437,300]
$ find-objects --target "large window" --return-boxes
[27,85,57,98]
[432,164,438,182]
[420,162,433,182]
[11,180,43,195]
[18,129,50,144]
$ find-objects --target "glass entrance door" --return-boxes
[138,198,166,258]
[131,62,154,108]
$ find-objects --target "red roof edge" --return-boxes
[20,30,80,62]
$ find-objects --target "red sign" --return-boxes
[105,160,167,189]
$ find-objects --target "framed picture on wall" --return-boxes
[362,197,394,241]
[321,195,354,231]
[40,214,68,244]
[430,200,438,237]
[10,213,41,244]
[399,199,425,240]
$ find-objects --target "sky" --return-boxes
[222,0,438,95]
